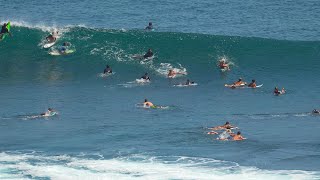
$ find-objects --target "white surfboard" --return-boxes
[49,49,75,56]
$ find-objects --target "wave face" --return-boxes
[1,25,320,84]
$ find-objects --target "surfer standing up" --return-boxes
[0,23,12,39]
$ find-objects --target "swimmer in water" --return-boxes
[312,109,320,114]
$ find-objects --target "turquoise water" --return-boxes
[1,1,320,179]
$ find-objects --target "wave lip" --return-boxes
[0,152,319,180]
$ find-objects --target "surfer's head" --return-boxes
[106,65,110,68]
[144,99,148,102]
[238,78,242,81]
[237,131,241,135]
[48,108,53,111]
[225,121,230,125]
[3,23,6,26]
[149,22,152,26]
[252,79,255,82]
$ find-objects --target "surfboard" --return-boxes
[49,49,75,56]
[174,83,198,87]
[224,83,246,88]
[0,22,11,41]
[135,78,150,83]
[43,41,56,49]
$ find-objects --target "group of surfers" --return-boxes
[207,121,246,141]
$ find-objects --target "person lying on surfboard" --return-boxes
[59,42,71,54]
[103,65,112,74]
[248,80,257,88]
[46,31,58,43]
[167,69,186,78]
[40,108,56,117]
[209,121,235,130]
[143,99,154,107]
[233,78,246,86]
[143,49,154,58]
[312,109,320,114]
[0,23,12,39]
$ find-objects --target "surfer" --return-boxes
[167,69,185,78]
[231,131,246,141]
[248,80,257,88]
[185,79,195,85]
[59,42,71,54]
[209,121,235,130]
[0,23,12,39]
[46,31,58,43]
[219,59,229,70]
[141,73,151,81]
[312,109,320,114]
[145,22,153,30]
[40,108,56,117]
[103,65,113,74]
[143,99,154,107]
[274,87,285,95]
[143,49,154,59]
[233,78,246,86]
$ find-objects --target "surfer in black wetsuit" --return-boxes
[312,109,320,114]
[145,22,153,30]
[143,49,153,59]
[185,79,195,85]
[141,73,150,80]
[103,65,112,74]
[0,23,12,39]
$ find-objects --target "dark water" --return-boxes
[1,1,320,179]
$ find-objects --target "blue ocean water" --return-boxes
[1,0,320,179]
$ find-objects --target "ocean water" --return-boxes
[1,0,320,179]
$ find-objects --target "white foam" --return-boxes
[0,152,318,180]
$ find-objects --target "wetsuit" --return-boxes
[0,25,8,34]
[143,51,153,58]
